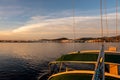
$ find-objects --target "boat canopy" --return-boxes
[56,52,120,64]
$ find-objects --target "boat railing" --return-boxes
[48,70,120,80]
[48,61,120,76]
[68,50,120,54]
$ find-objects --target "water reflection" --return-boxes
[0,43,119,80]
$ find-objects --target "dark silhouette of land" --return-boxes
[0,35,120,43]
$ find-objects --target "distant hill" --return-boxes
[52,38,69,41]
[0,35,120,43]
[75,35,120,42]
[39,35,120,43]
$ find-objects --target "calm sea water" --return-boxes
[0,43,119,80]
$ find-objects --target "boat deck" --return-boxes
[48,70,120,80]
[56,52,120,64]
[47,51,120,80]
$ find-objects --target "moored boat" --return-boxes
[38,46,120,80]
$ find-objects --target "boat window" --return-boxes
[63,63,95,71]
[49,63,95,73]
[105,64,109,73]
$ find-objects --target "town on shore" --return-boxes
[0,35,120,43]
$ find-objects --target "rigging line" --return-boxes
[100,0,105,79]
[72,0,76,50]
[100,0,104,43]
[116,0,118,42]
[104,0,109,39]
[92,1,105,80]
[104,0,110,48]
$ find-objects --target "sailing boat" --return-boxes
[39,46,120,80]
[38,0,120,80]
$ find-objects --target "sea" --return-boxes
[0,43,119,80]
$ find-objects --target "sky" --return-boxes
[0,0,120,40]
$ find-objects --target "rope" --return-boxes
[100,0,104,43]
[116,0,118,42]
[104,0,111,49]
[72,0,76,51]
[100,1,105,79]
[92,0,105,80]
[104,0,109,40]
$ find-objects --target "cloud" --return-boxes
[11,12,120,39]
[0,5,119,40]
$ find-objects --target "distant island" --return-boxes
[0,35,120,43]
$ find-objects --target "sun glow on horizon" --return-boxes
[0,0,119,40]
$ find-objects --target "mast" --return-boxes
[92,45,105,80]
[92,0,105,80]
